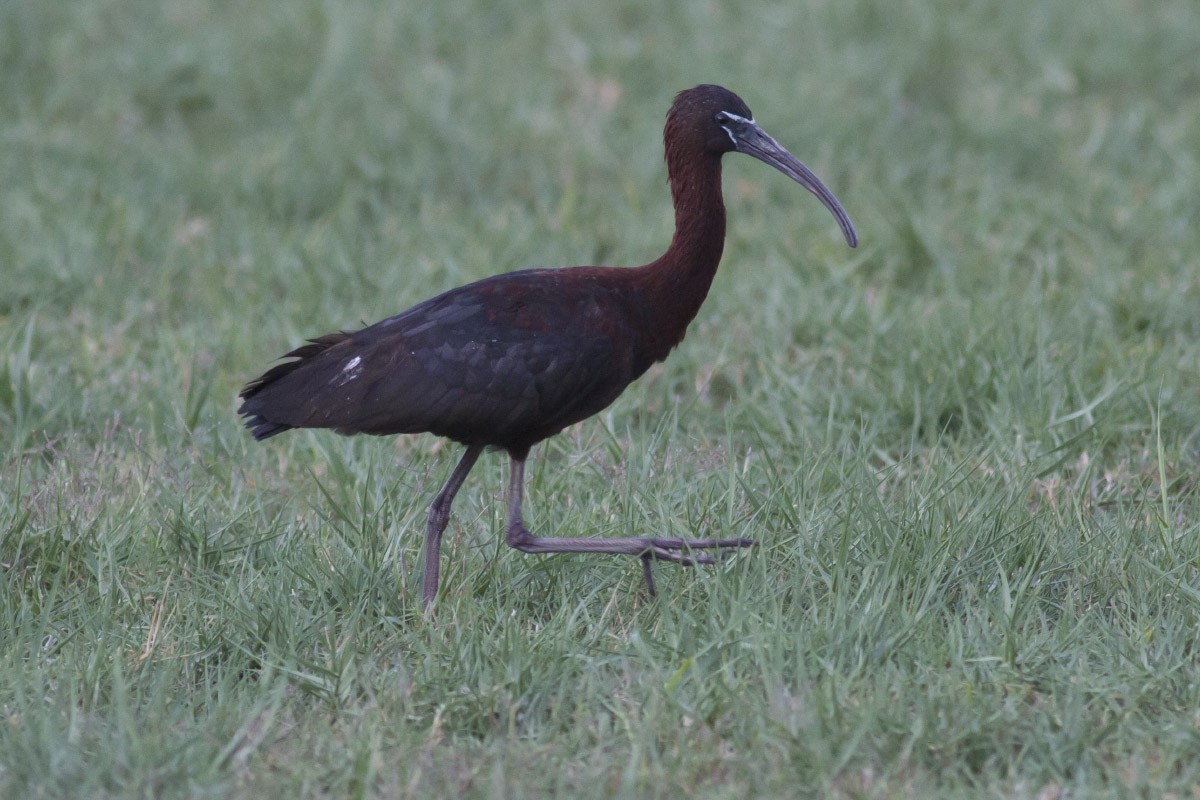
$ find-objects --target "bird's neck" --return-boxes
[635,152,726,356]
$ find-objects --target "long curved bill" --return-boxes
[735,124,858,248]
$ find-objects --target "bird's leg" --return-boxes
[421,445,483,610]
[503,457,754,593]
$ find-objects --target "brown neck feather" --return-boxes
[634,147,726,359]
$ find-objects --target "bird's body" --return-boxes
[240,85,857,608]
[243,266,688,454]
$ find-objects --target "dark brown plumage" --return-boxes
[239,84,857,609]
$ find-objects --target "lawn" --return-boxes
[2,0,1199,796]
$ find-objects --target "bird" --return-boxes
[239,84,857,609]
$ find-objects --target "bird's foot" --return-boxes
[503,526,754,596]
[637,536,754,596]
[635,536,755,566]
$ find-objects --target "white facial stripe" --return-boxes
[718,111,755,146]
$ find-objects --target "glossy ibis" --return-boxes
[239,84,857,609]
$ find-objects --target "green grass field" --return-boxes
[3,0,1199,796]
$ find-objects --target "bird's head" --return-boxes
[668,84,858,248]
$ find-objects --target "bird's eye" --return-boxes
[715,111,732,123]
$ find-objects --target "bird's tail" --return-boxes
[238,332,352,440]
[240,415,293,441]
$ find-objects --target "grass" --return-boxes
[2,0,1199,796]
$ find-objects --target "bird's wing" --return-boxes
[239,271,628,448]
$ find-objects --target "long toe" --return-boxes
[713,537,755,549]
[647,536,754,551]
[641,554,658,596]
[643,545,721,566]
[645,537,754,552]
